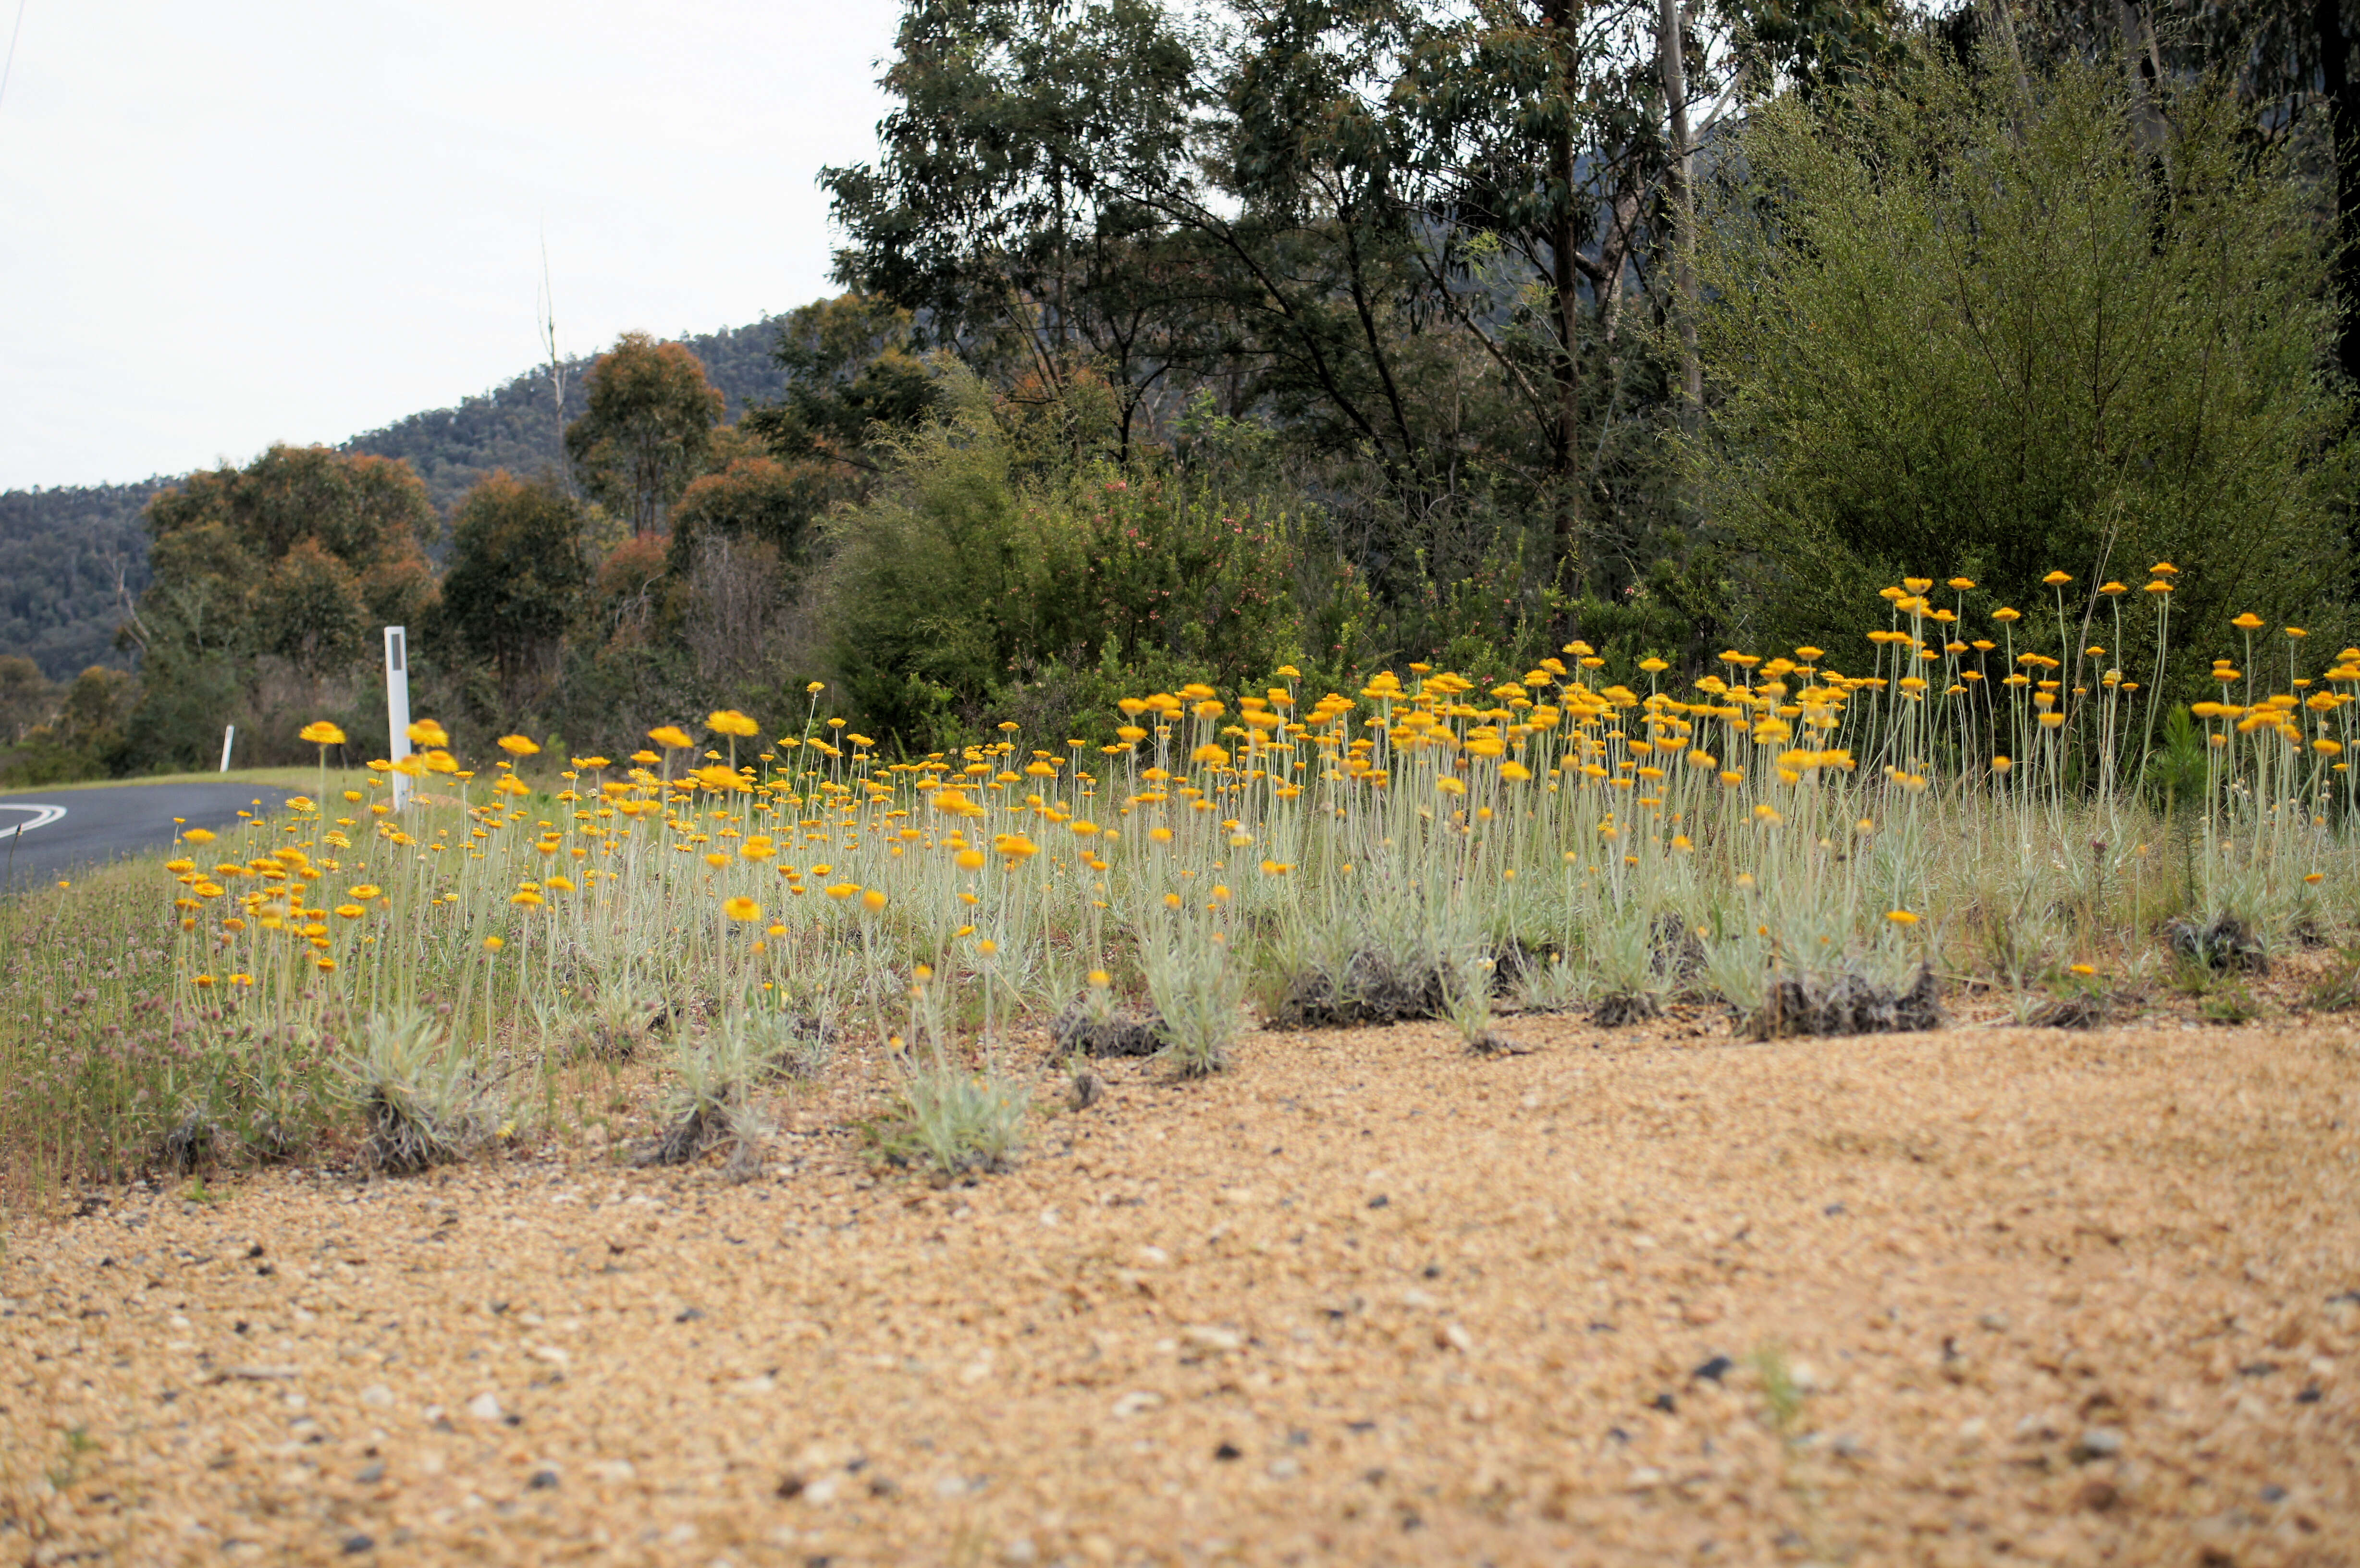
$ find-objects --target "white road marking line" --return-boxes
[0,804,65,841]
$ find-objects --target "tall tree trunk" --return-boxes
[1988,0,2034,113]
[1543,0,1585,594]
[1657,0,1702,430]
[2114,0,2173,177]
[2319,0,2360,384]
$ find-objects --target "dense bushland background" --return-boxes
[5,0,2359,777]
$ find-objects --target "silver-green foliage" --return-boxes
[333,1009,494,1176]
[886,1058,1030,1176]
[1144,931,1244,1077]
[1437,941,1497,1048]
[646,1010,782,1168]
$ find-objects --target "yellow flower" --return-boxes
[1163,893,1183,909]
[300,721,346,746]
[825,883,857,900]
[1946,578,1973,591]
[1991,607,2022,623]
[1500,760,1532,782]
[544,876,573,893]
[335,903,365,919]
[977,938,998,956]
[1192,744,1229,766]
[1088,969,1112,987]
[348,883,382,900]
[2231,612,2265,631]
[1436,776,1467,796]
[2041,571,2072,586]
[2306,871,2325,884]
[955,849,987,871]
[193,973,216,988]
[994,833,1040,860]
[723,896,763,922]
[2069,963,2096,976]
[483,936,504,951]
[510,890,543,907]
[1885,909,1919,927]
[707,709,760,738]
[862,888,889,913]
[498,734,542,758]
[183,827,217,845]
[648,725,695,751]
[406,718,450,748]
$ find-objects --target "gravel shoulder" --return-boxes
[4,1009,2358,1567]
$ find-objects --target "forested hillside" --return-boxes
[343,317,793,513]
[0,318,792,679]
[0,481,164,679]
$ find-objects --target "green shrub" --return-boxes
[822,371,1324,750]
[1692,51,2352,687]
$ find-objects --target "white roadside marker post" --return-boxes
[385,626,412,810]
[219,724,235,773]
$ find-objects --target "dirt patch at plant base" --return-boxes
[5,1014,2357,1568]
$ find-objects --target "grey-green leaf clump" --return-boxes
[333,1009,495,1176]
[1143,930,1244,1077]
[874,1058,1031,1178]
[639,1008,784,1177]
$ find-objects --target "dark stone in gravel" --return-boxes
[1693,1355,1734,1383]
[341,1534,375,1555]
[1748,966,1942,1040]
[1051,1005,1163,1058]
[1214,1442,1241,1461]
[1590,991,1662,1028]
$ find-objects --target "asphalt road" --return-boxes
[0,782,302,892]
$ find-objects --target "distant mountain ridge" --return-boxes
[0,318,795,680]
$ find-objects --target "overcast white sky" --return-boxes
[0,0,904,490]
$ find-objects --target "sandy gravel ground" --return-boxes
[5,1008,2358,1568]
